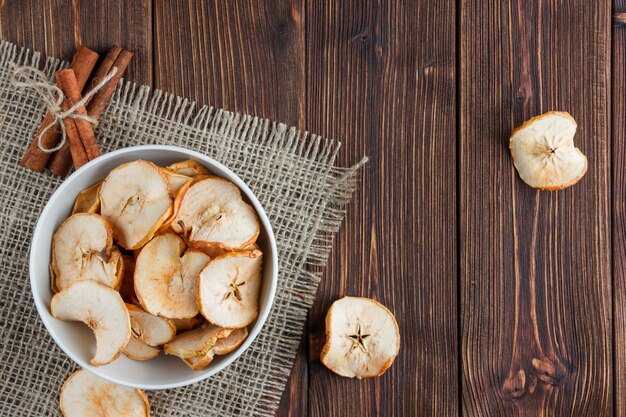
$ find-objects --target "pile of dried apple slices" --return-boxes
[49,159,263,371]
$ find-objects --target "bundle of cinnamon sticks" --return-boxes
[20,45,133,177]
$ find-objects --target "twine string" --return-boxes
[10,65,118,153]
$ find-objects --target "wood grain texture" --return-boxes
[0,0,151,84]
[460,1,612,416]
[613,0,626,415]
[153,0,304,127]
[305,1,457,416]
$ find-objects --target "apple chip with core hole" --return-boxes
[166,160,208,177]
[99,160,173,249]
[198,250,262,328]
[60,369,149,417]
[321,296,400,379]
[51,213,121,291]
[126,304,176,346]
[71,181,102,214]
[509,111,587,190]
[135,233,211,319]
[171,177,259,250]
[182,327,248,370]
[164,323,231,359]
[51,281,131,365]
[124,335,161,361]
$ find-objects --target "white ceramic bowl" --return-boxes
[30,145,278,390]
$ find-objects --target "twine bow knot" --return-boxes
[9,64,117,153]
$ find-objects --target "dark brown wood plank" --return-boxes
[153,0,304,126]
[152,2,306,416]
[0,0,151,84]
[306,1,457,416]
[460,1,611,416]
[613,0,626,415]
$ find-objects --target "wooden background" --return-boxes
[1,0,624,415]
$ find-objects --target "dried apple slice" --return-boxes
[509,111,587,190]
[320,296,400,379]
[212,327,248,355]
[166,160,208,177]
[198,250,262,328]
[172,316,202,332]
[164,323,231,359]
[161,168,192,195]
[124,335,161,361]
[182,327,248,370]
[49,264,60,293]
[171,177,260,250]
[51,280,131,365]
[71,181,102,214]
[99,160,173,249]
[135,233,211,319]
[126,304,176,346]
[51,213,120,291]
[60,369,149,417]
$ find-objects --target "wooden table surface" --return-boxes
[2,1,625,416]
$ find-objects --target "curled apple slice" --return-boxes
[124,335,161,361]
[182,327,248,370]
[320,296,400,379]
[71,181,102,214]
[51,280,131,365]
[51,213,120,291]
[60,369,149,417]
[161,168,192,195]
[158,170,193,233]
[198,250,263,328]
[164,323,231,359]
[212,327,248,355]
[100,160,173,249]
[126,304,176,347]
[135,233,211,319]
[166,160,208,177]
[171,177,260,250]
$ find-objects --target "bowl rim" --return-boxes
[29,144,278,390]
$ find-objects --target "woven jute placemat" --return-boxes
[0,40,366,416]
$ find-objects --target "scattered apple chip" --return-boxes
[71,181,102,214]
[124,335,161,361]
[51,213,121,291]
[198,250,262,328]
[126,304,176,347]
[164,323,231,359]
[135,233,211,319]
[172,316,202,332]
[320,296,400,379]
[51,280,131,365]
[99,160,173,249]
[60,369,149,417]
[166,160,208,177]
[509,111,587,190]
[171,177,259,250]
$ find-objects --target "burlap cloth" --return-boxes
[0,40,365,416]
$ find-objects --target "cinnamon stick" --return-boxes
[86,48,134,118]
[19,46,99,172]
[83,44,122,107]
[47,143,72,176]
[56,69,100,160]
[55,70,89,169]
